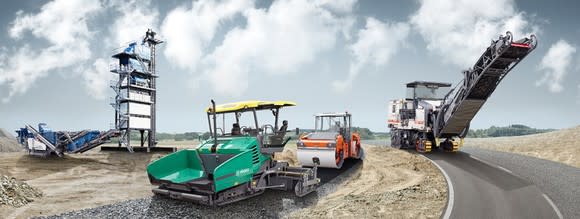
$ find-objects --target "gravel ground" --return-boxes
[38,192,314,219]
[38,156,363,219]
[38,145,446,218]
[462,147,580,219]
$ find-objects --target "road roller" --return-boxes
[297,112,362,169]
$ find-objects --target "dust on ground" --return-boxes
[0,150,167,219]
[465,126,580,168]
[286,145,447,219]
[274,140,300,167]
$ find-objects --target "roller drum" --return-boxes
[297,147,342,169]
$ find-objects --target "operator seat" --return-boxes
[265,120,289,147]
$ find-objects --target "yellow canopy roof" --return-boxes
[206,100,296,113]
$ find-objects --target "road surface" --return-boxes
[461,147,579,219]
[424,148,578,219]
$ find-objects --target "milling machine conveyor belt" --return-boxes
[434,32,537,139]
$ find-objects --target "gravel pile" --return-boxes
[0,128,22,152]
[0,175,43,207]
[39,191,318,219]
[0,128,10,138]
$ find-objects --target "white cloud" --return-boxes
[0,0,162,102]
[9,1,101,45]
[536,40,576,93]
[161,0,254,71]
[81,59,110,99]
[577,85,580,104]
[410,0,538,67]
[107,0,159,45]
[333,17,409,91]
[201,0,355,95]
[576,54,580,71]
[315,0,357,14]
[80,0,160,100]
[0,0,103,102]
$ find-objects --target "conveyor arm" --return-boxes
[70,129,120,153]
[434,32,537,139]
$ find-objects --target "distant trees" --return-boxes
[200,132,211,140]
[352,127,391,140]
[352,127,375,140]
[155,132,201,141]
[466,124,555,138]
[137,124,553,142]
[150,127,391,142]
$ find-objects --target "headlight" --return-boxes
[327,142,336,147]
[297,141,304,147]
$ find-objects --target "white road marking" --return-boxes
[421,155,454,219]
[542,194,564,219]
[496,165,513,174]
[471,154,563,219]
[471,155,516,174]
[470,155,495,167]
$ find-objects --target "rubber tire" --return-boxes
[391,133,401,149]
[355,143,361,159]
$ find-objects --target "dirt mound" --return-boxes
[0,139,22,152]
[287,145,447,218]
[274,148,300,167]
[0,175,42,207]
[0,151,159,218]
[0,128,14,138]
[466,126,580,167]
[0,128,22,152]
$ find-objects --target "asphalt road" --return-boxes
[461,147,580,219]
[425,148,571,219]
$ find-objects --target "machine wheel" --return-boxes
[440,139,458,152]
[451,141,459,152]
[354,144,361,159]
[391,133,401,149]
[351,139,362,159]
[425,141,432,153]
[335,149,344,169]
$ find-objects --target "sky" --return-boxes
[0,0,579,133]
